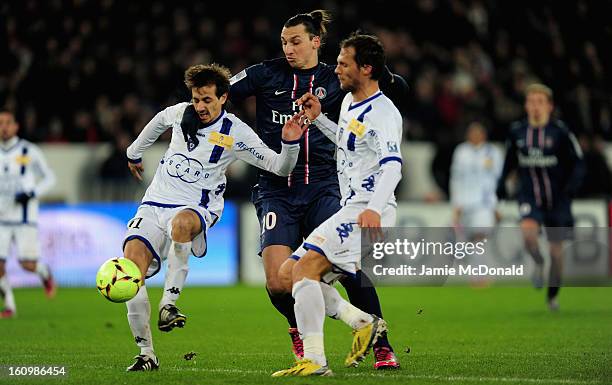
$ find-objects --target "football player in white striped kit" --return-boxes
[0,109,56,319]
[450,121,502,239]
[121,64,307,371]
[272,33,403,377]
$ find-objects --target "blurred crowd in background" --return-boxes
[2,0,611,200]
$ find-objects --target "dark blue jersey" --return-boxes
[498,119,585,208]
[229,58,344,186]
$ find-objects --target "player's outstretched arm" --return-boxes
[126,104,184,181]
[234,117,305,177]
[297,92,338,144]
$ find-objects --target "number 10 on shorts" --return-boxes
[261,212,277,234]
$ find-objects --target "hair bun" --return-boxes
[310,10,323,23]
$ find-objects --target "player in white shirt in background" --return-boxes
[272,33,403,377]
[450,121,502,240]
[0,110,56,319]
[121,64,306,371]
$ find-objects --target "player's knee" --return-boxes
[171,214,197,242]
[124,240,152,279]
[0,262,5,277]
[292,259,318,284]
[20,260,36,272]
[266,277,287,295]
[277,259,295,293]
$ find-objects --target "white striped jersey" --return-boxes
[126,102,300,222]
[0,137,56,224]
[314,91,403,207]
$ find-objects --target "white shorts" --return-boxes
[122,204,213,278]
[460,207,496,234]
[293,204,396,283]
[0,225,40,261]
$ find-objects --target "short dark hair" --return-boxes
[340,33,386,80]
[284,9,332,44]
[184,63,231,98]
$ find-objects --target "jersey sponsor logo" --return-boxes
[386,141,398,153]
[15,155,31,165]
[165,153,205,183]
[235,141,265,161]
[314,87,327,99]
[518,148,558,167]
[208,132,234,148]
[229,70,247,85]
[274,90,287,95]
[347,118,366,138]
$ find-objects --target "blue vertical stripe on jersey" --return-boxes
[208,118,233,164]
[20,146,29,223]
[347,104,372,151]
[20,146,28,175]
[199,189,211,208]
[347,133,357,151]
[22,202,28,223]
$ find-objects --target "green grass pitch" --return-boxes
[1,286,610,385]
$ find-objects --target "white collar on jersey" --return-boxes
[0,136,19,151]
[348,90,383,111]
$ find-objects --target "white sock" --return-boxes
[0,275,16,312]
[320,282,373,330]
[35,263,50,281]
[292,278,326,366]
[126,285,154,356]
[160,241,190,309]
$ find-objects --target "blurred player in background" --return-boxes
[121,64,305,371]
[450,121,502,240]
[0,109,56,319]
[273,33,403,377]
[496,84,585,311]
[229,10,406,368]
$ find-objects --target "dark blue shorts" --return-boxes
[252,178,341,254]
[518,199,574,241]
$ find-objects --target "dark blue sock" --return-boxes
[266,287,297,328]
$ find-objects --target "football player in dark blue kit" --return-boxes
[497,84,585,311]
[229,10,406,368]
